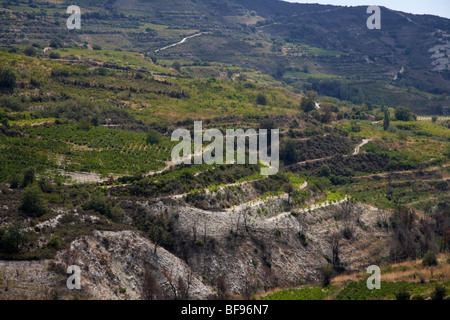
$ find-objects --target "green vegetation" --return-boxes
[0,0,449,301]
[335,280,433,300]
[20,185,48,217]
[422,251,438,267]
[261,286,336,300]
[0,223,29,254]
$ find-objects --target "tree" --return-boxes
[395,289,411,300]
[49,51,60,59]
[274,62,286,79]
[319,164,331,177]
[395,106,412,121]
[306,90,318,102]
[320,264,333,287]
[0,222,29,254]
[20,185,48,217]
[0,68,17,90]
[49,39,62,49]
[216,275,229,300]
[9,173,21,189]
[283,183,295,205]
[384,108,390,131]
[161,268,193,300]
[172,61,181,72]
[259,118,275,141]
[146,130,162,145]
[431,285,446,300]
[280,139,299,165]
[331,233,345,273]
[77,118,92,131]
[83,193,120,221]
[256,93,267,105]
[301,97,315,114]
[22,168,35,188]
[339,80,349,101]
[149,225,166,254]
[142,269,162,300]
[321,104,333,124]
[24,46,37,57]
[148,53,157,64]
[422,250,438,267]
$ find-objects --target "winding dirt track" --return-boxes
[154,33,205,53]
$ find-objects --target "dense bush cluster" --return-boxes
[0,223,29,254]
[121,164,260,198]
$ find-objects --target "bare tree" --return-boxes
[262,265,277,291]
[283,183,295,206]
[242,267,256,300]
[161,267,194,300]
[241,208,251,233]
[216,275,229,300]
[331,233,345,273]
[149,225,165,254]
[341,198,354,222]
[192,215,198,243]
[203,215,208,243]
[142,269,162,300]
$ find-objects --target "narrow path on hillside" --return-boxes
[353,139,371,155]
[287,138,372,168]
[266,196,349,223]
[154,33,205,53]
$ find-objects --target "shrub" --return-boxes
[342,227,353,240]
[9,173,21,189]
[84,193,114,219]
[321,264,333,287]
[395,289,410,300]
[0,96,21,110]
[24,46,37,56]
[172,61,181,72]
[0,67,17,89]
[146,130,162,145]
[395,106,412,121]
[256,93,267,105]
[280,139,299,165]
[422,250,438,267]
[77,118,92,131]
[0,223,29,254]
[47,236,62,249]
[301,97,315,113]
[20,185,48,217]
[22,168,35,188]
[431,285,446,300]
[384,108,390,131]
[49,51,60,59]
[319,164,331,177]
[298,231,308,247]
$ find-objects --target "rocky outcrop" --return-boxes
[55,230,214,300]
[133,195,391,296]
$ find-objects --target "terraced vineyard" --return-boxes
[0,124,173,180]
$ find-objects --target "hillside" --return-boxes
[0,0,449,301]
[0,0,449,113]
